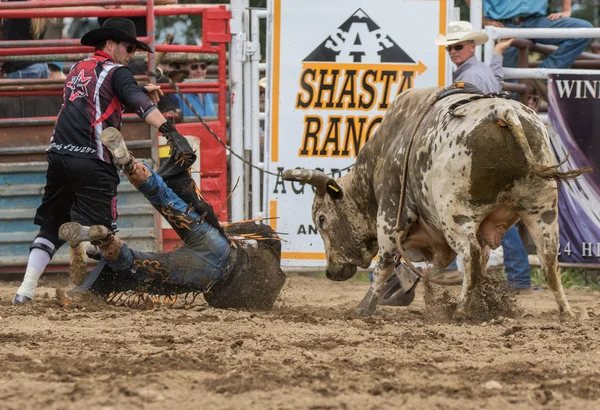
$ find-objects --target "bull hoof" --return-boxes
[453,307,468,321]
[354,289,378,316]
[561,307,576,320]
[353,305,376,316]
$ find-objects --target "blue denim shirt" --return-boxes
[484,0,547,20]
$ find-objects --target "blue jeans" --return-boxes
[107,165,231,291]
[503,225,531,289]
[446,225,530,288]
[502,16,592,69]
[7,63,50,79]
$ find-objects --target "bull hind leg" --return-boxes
[481,245,491,273]
[455,233,484,318]
[520,212,574,318]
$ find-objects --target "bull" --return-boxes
[283,86,588,318]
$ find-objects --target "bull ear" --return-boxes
[326,180,343,200]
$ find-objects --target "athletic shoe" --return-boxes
[100,127,130,166]
[59,223,109,247]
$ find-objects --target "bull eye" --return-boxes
[318,215,326,229]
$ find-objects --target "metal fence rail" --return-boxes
[0,162,156,270]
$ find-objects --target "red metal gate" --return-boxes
[0,0,231,259]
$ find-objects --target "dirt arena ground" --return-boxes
[1,273,600,410]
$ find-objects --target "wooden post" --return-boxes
[517,44,530,105]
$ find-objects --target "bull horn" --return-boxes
[282,169,334,197]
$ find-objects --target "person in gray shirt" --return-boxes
[435,20,513,93]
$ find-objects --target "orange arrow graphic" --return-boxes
[302,61,428,76]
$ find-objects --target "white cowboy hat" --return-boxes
[434,21,489,46]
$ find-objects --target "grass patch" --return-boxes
[531,267,600,290]
[297,268,600,289]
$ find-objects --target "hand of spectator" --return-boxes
[494,38,515,54]
[483,18,504,28]
[143,84,164,104]
[548,10,571,20]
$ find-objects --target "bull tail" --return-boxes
[499,108,592,182]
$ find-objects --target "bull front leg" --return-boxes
[354,234,398,316]
[355,256,395,316]
[454,233,483,319]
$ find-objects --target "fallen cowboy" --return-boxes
[60,125,286,310]
[284,83,590,318]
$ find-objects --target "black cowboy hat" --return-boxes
[81,17,153,53]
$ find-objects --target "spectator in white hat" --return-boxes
[435,20,513,93]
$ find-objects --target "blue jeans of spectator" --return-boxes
[447,258,459,270]
[7,63,50,79]
[446,225,530,288]
[502,16,592,69]
[503,225,531,289]
[106,165,231,291]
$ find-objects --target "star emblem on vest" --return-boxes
[67,69,92,101]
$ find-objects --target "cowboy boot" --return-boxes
[100,127,153,187]
[100,127,134,173]
[96,234,124,262]
[126,160,152,188]
[59,222,124,262]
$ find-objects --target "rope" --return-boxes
[151,69,354,178]
[448,91,512,117]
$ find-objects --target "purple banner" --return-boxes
[548,74,600,263]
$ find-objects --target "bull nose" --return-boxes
[325,264,357,281]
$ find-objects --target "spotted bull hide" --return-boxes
[283,86,587,318]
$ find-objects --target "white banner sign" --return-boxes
[266,0,452,267]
